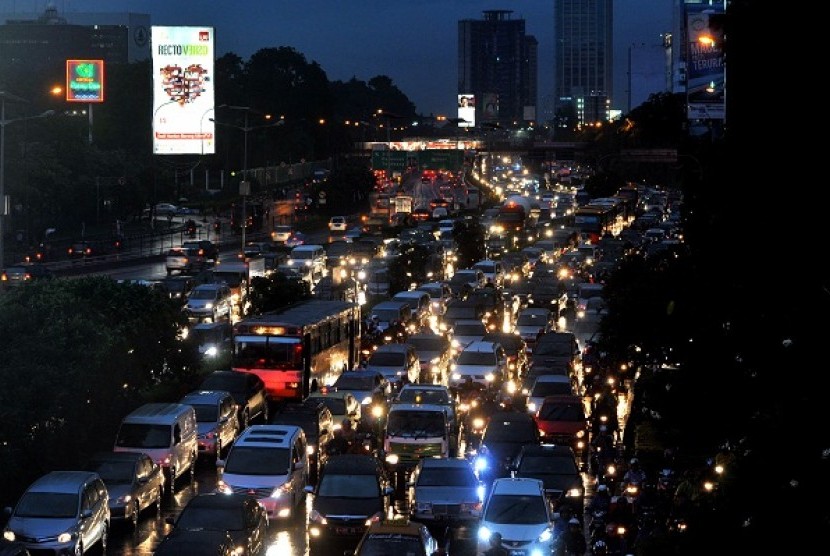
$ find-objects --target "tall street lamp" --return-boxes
[1,91,54,268]
[211,106,284,252]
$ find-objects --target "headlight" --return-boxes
[205,302,214,309]
[538,528,553,542]
[205,346,218,357]
[566,488,582,497]
[217,480,233,494]
[361,396,372,405]
[307,445,315,455]
[451,339,460,348]
[452,373,461,380]
[473,417,485,429]
[58,532,73,544]
[386,454,399,465]
[526,402,536,413]
[478,526,492,541]
[576,430,585,438]
[117,494,133,504]
[3,531,15,542]
[271,482,291,498]
[474,457,488,472]
[485,373,495,382]
[310,510,327,524]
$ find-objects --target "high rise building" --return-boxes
[553,0,613,130]
[458,10,538,125]
[627,36,672,112]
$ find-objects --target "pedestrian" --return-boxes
[483,532,508,556]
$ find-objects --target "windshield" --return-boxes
[368,352,405,367]
[200,375,243,394]
[483,420,537,444]
[318,474,380,498]
[88,460,135,484]
[457,351,495,366]
[453,324,485,336]
[224,447,290,475]
[15,493,78,518]
[191,404,219,423]
[116,424,170,449]
[518,455,579,476]
[417,286,441,299]
[213,272,243,288]
[531,381,572,397]
[417,467,477,487]
[538,403,583,421]
[189,288,218,300]
[312,397,346,415]
[335,375,376,391]
[484,494,548,525]
[358,535,423,556]
[534,342,572,357]
[371,309,401,323]
[387,411,445,438]
[233,337,300,369]
[517,314,548,326]
[397,389,449,405]
[407,337,447,354]
[178,506,243,530]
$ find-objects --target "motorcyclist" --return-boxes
[329,418,356,455]
[556,517,587,555]
[483,532,509,556]
[588,484,612,515]
[623,457,647,487]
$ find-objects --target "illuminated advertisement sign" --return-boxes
[151,26,215,154]
[66,60,105,103]
[457,94,475,128]
[686,9,725,120]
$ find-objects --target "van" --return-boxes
[3,471,109,555]
[288,244,326,278]
[216,425,308,520]
[416,282,453,316]
[369,300,411,333]
[392,290,432,325]
[364,343,420,389]
[114,403,198,493]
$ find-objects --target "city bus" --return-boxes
[231,300,360,402]
[573,204,622,243]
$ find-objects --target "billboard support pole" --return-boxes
[88,103,93,145]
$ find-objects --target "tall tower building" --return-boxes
[458,10,538,125]
[553,0,613,131]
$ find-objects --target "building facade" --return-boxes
[553,0,613,130]
[458,10,538,125]
[627,37,672,112]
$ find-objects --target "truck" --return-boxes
[211,256,266,314]
[494,195,537,237]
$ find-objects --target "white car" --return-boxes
[478,477,555,556]
[328,216,347,232]
[450,340,506,388]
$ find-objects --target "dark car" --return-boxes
[153,528,238,556]
[84,451,165,528]
[482,331,529,382]
[199,370,269,428]
[305,454,394,549]
[271,400,335,483]
[66,240,95,258]
[476,411,540,481]
[165,493,267,556]
[160,275,200,300]
[1,262,53,289]
[511,443,585,513]
[182,239,219,262]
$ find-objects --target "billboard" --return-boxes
[686,9,725,120]
[482,92,498,122]
[457,94,475,127]
[151,26,215,154]
[66,60,105,103]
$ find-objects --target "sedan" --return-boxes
[84,451,165,528]
[408,457,483,524]
[154,528,238,556]
[165,493,268,556]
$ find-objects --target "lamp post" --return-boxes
[212,106,284,253]
[1,91,54,268]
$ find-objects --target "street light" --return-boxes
[211,107,285,252]
[1,91,54,268]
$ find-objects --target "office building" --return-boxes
[458,10,538,125]
[553,0,613,130]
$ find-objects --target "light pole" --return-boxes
[1,91,54,268]
[211,106,285,253]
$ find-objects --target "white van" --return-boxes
[114,403,198,493]
[217,424,308,521]
[288,244,326,279]
[369,300,411,332]
[392,290,433,325]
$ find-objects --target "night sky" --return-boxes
[5,0,672,116]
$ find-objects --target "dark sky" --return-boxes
[8,0,672,116]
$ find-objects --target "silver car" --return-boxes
[408,457,483,524]
[180,390,241,460]
[3,471,110,554]
[184,283,233,322]
[85,451,165,528]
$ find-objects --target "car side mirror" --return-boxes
[80,509,93,519]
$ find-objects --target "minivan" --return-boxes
[114,403,198,493]
[368,300,411,333]
[391,290,432,326]
[3,471,109,555]
[216,425,308,521]
[364,343,420,389]
[288,244,326,277]
[416,282,453,316]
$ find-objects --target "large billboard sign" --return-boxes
[66,60,105,103]
[151,26,215,154]
[457,94,476,127]
[686,9,725,120]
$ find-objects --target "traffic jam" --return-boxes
[2,159,703,556]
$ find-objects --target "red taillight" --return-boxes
[24,273,32,280]
[67,248,73,255]
[1,274,7,281]
[84,248,92,255]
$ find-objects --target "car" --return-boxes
[166,247,207,275]
[83,451,165,528]
[307,390,361,431]
[353,517,439,556]
[476,411,540,480]
[182,239,219,262]
[405,332,452,384]
[477,477,555,556]
[407,457,483,524]
[332,369,391,407]
[184,283,233,322]
[363,343,420,390]
[394,384,457,434]
[449,340,507,389]
[165,493,268,556]
[410,208,431,222]
[188,321,233,359]
[450,319,488,349]
[0,262,53,289]
[243,241,274,259]
[153,528,239,556]
[151,202,179,217]
[525,375,576,414]
[482,331,529,383]
[328,216,348,232]
[271,225,293,243]
[179,390,241,461]
[66,240,95,258]
[198,370,269,428]
[271,399,335,484]
[305,454,394,549]
[160,275,200,300]
[416,282,453,317]
[285,231,306,247]
[511,443,585,514]
[2,471,110,555]
[515,307,555,353]
[534,395,589,459]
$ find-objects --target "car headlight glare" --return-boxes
[3,531,15,542]
[538,528,553,542]
[58,532,73,544]
[478,526,492,541]
[566,488,582,497]
[205,302,213,309]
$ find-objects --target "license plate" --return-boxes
[335,526,359,535]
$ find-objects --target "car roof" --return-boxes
[389,402,446,413]
[180,390,233,404]
[463,340,499,352]
[532,375,571,383]
[491,477,545,495]
[88,451,146,464]
[322,454,383,475]
[518,444,576,457]
[28,471,99,493]
[364,518,424,536]
[183,492,254,509]
[418,457,473,469]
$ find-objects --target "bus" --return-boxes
[231,300,360,402]
[573,204,622,243]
